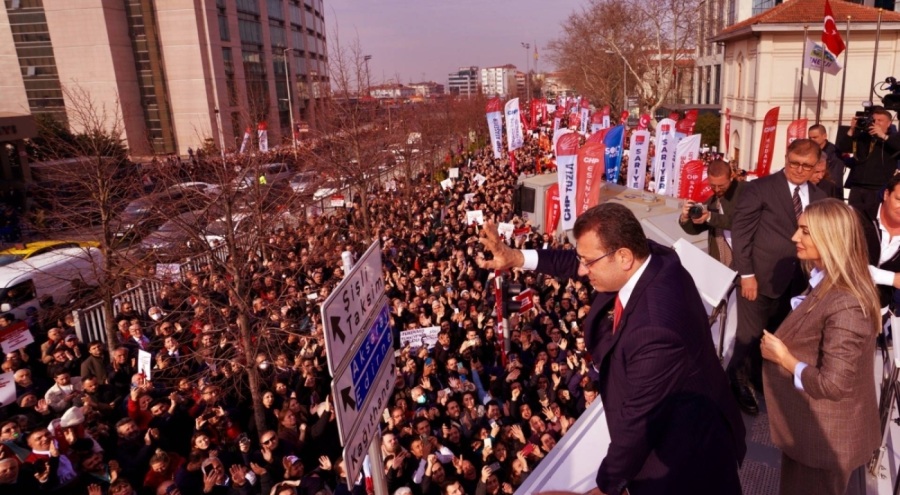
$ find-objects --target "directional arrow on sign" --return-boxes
[340,386,356,410]
[331,316,346,343]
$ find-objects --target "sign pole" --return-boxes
[369,434,388,495]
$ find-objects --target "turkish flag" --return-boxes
[822,0,845,57]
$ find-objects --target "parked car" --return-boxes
[232,162,295,190]
[0,240,100,267]
[113,185,210,239]
[139,209,218,259]
[289,171,318,194]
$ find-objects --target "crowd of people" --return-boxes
[0,134,610,495]
[2,101,900,495]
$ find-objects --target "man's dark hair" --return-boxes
[885,173,900,194]
[808,123,827,135]
[707,160,731,178]
[873,106,893,121]
[786,138,822,162]
[573,203,650,259]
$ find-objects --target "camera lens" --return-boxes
[688,205,704,219]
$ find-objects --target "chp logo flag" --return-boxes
[603,125,625,185]
[671,134,701,197]
[823,0,845,57]
[575,142,606,217]
[637,114,651,131]
[239,126,252,154]
[486,97,504,159]
[555,133,580,231]
[757,106,780,177]
[579,99,591,134]
[787,118,808,149]
[505,98,525,151]
[652,119,677,195]
[803,40,842,76]
[620,110,629,125]
[586,126,610,146]
[675,109,698,135]
[628,130,651,191]
[257,121,269,152]
[544,183,561,234]
[678,159,714,202]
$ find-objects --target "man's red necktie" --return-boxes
[612,295,623,332]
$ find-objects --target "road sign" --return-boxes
[332,299,393,440]
[322,240,385,374]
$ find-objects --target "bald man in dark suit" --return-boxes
[729,139,828,414]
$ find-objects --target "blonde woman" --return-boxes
[761,198,880,495]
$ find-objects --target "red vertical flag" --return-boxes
[822,0,845,57]
[756,107,780,177]
[786,118,808,149]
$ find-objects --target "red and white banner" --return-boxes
[724,108,731,156]
[579,99,591,134]
[239,126,252,154]
[675,110,698,135]
[590,113,605,134]
[653,119,677,195]
[544,183,560,234]
[586,127,609,146]
[506,98,524,151]
[787,118,808,149]
[257,121,269,152]
[0,321,33,354]
[556,133,580,231]
[553,128,573,155]
[757,106,780,177]
[669,111,681,121]
[552,106,565,135]
[620,110,629,125]
[486,97,504,159]
[508,151,518,174]
[628,130,651,191]
[672,134,702,196]
[575,141,605,217]
[602,106,611,129]
[678,159,713,202]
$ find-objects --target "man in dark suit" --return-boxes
[730,139,828,414]
[810,156,842,200]
[808,124,845,200]
[477,203,745,495]
[678,159,744,267]
[858,173,900,310]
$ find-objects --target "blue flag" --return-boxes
[603,125,625,184]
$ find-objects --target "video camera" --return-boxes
[854,77,900,136]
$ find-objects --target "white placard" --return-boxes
[399,326,441,350]
[0,321,33,353]
[466,210,484,226]
[137,350,152,380]
[464,193,476,203]
[474,174,487,186]
[0,372,14,407]
[449,168,459,179]
[440,178,453,190]
[497,222,515,241]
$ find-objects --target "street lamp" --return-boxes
[283,47,297,149]
[520,42,530,100]
[605,49,628,113]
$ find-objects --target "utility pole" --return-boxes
[364,55,372,96]
[521,42,530,101]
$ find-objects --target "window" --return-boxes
[267,0,283,19]
[0,280,37,310]
[235,0,259,14]
[269,21,286,47]
[218,13,230,41]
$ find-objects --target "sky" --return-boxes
[325,0,586,85]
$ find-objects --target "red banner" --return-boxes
[669,111,680,121]
[545,183,561,234]
[678,159,713,202]
[787,118,808,149]
[638,114,651,131]
[620,110,629,125]
[586,127,610,145]
[575,142,606,217]
[509,151,518,174]
[756,106,780,177]
[675,110,698,135]
[569,112,581,130]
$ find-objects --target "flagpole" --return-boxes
[838,16,851,126]
[816,41,826,124]
[799,25,809,121]
[870,9,883,103]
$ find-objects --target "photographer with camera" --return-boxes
[837,105,900,211]
[678,160,744,268]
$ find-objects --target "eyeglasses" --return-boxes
[787,160,817,171]
[575,249,616,268]
[262,437,276,444]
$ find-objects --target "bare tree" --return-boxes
[549,0,700,118]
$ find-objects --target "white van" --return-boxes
[0,247,104,320]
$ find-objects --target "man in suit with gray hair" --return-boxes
[730,139,828,415]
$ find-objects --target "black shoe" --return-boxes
[732,383,759,416]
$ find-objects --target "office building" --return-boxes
[480,64,517,98]
[448,66,479,97]
[0,0,328,156]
